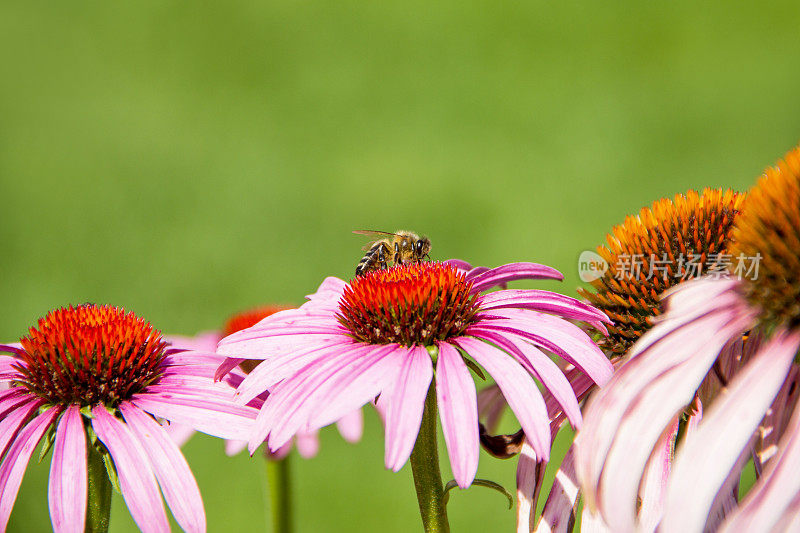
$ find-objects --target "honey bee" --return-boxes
[353,230,432,276]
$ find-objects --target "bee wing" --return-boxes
[353,230,398,251]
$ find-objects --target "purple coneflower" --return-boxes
[217,260,613,530]
[575,145,800,532]
[0,304,258,532]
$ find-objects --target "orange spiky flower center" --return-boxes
[224,306,288,373]
[730,146,800,330]
[337,262,480,346]
[578,188,745,356]
[14,304,166,407]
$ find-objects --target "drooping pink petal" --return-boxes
[295,430,320,459]
[456,336,551,460]
[636,417,678,533]
[468,262,563,293]
[660,330,800,532]
[518,439,543,533]
[162,421,197,448]
[225,439,248,456]
[305,345,404,431]
[382,345,434,472]
[335,408,364,443]
[534,445,579,533]
[472,309,613,386]
[580,506,612,533]
[574,304,752,515]
[260,344,395,453]
[91,406,169,533]
[214,358,245,381]
[468,328,581,428]
[234,338,354,405]
[0,407,60,531]
[477,384,506,434]
[595,324,744,532]
[0,344,25,357]
[48,406,87,533]
[119,403,205,533]
[0,388,38,420]
[468,321,610,388]
[260,344,383,451]
[131,391,257,441]
[479,289,611,328]
[703,441,751,533]
[0,397,44,461]
[435,342,478,488]
[217,330,348,360]
[754,365,800,474]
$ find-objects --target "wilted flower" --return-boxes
[0,304,257,532]
[575,145,800,532]
[506,188,745,532]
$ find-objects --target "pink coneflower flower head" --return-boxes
[0,304,258,533]
[575,145,800,532]
[167,305,363,459]
[218,261,614,489]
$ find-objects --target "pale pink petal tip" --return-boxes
[335,408,364,443]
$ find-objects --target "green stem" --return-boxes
[409,382,450,533]
[85,441,112,533]
[265,455,292,533]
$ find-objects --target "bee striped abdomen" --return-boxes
[355,241,390,276]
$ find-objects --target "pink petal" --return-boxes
[260,344,397,453]
[660,330,800,532]
[234,338,353,405]
[161,421,196,448]
[91,406,169,533]
[214,358,245,381]
[0,397,43,461]
[119,403,205,533]
[580,506,612,533]
[456,336,551,460]
[163,332,221,352]
[217,331,348,360]
[477,384,506,433]
[382,345,434,471]
[574,304,752,516]
[0,407,60,531]
[636,417,678,533]
[468,328,581,428]
[435,342,479,488]
[472,309,613,386]
[469,262,563,293]
[335,408,364,443]
[48,406,87,533]
[132,392,256,441]
[534,445,579,533]
[295,430,320,459]
[225,439,248,456]
[0,388,39,422]
[518,439,543,533]
[305,345,404,431]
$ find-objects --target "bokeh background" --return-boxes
[2,1,799,531]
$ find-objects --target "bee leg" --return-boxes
[394,242,402,265]
[378,242,391,269]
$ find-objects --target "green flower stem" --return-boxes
[409,381,450,533]
[85,441,112,533]
[265,455,292,533]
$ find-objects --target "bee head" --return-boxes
[416,237,432,259]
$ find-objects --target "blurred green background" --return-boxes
[2,0,799,531]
